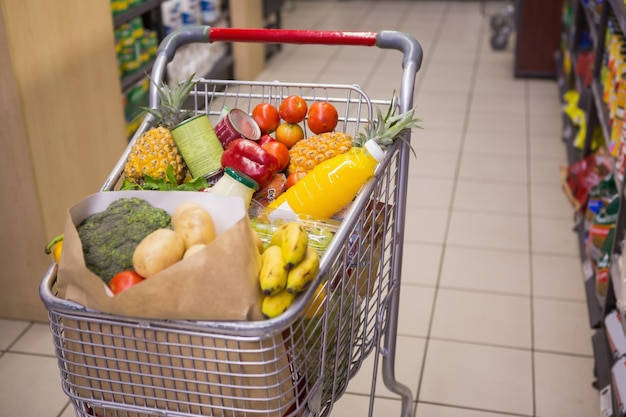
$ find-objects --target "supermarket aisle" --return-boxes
[0,1,598,417]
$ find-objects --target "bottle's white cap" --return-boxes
[364,140,386,162]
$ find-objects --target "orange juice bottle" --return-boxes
[268,140,385,219]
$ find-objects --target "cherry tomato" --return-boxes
[279,96,308,124]
[307,101,339,134]
[252,103,280,134]
[286,172,307,189]
[258,134,276,147]
[262,141,290,171]
[109,270,144,295]
[275,123,304,149]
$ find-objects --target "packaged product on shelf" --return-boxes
[161,0,183,36]
[584,172,617,232]
[587,194,619,263]
[200,0,221,24]
[181,0,200,25]
[595,227,615,306]
[560,149,613,212]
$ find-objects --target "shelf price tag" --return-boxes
[583,259,594,281]
[601,384,613,417]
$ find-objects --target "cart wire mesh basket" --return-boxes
[40,27,423,417]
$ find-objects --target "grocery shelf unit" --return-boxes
[559,0,626,414]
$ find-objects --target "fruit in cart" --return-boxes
[261,288,297,318]
[272,222,309,270]
[132,228,185,278]
[45,234,64,263]
[123,75,197,186]
[286,246,320,293]
[258,134,276,146]
[279,95,308,123]
[307,101,339,134]
[275,122,304,149]
[259,245,289,296]
[77,198,171,284]
[287,132,352,175]
[261,140,290,172]
[109,270,145,294]
[287,101,421,176]
[285,172,307,189]
[171,201,216,249]
[252,103,281,134]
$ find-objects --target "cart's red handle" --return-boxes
[208,27,378,46]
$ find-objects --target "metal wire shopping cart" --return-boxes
[40,26,422,417]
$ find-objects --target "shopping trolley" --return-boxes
[40,26,422,417]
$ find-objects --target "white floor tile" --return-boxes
[416,402,515,417]
[0,353,68,417]
[463,130,527,157]
[531,217,580,256]
[10,323,57,356]
[398,285,436,337]
[533,298,594,356]
[401,242,443,287]
[440,246,531,295]
[447,211,529,252]
[406,177,454,209]
[532,253,585,301]
[331,393,403,417]
[404,207,450,244]
[430,288,532,348]
[452,180,529,215]
[419,339,534,415]
[534,352,599,417]
[458,153,528,184]
[0,319,29,350]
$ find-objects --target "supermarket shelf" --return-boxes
[608,0,626,35]
[593,327,614,389]
[584,258,604,329]
[580,0,600,47]
[591,79,611,145]
[121,58,156,91]
[113,0,164,27]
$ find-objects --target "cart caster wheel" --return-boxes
[490,14,507,30]
[491,32,509,51]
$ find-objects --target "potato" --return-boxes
[133,228,185,278]
[171,202,216,249]
[183,243,207,259]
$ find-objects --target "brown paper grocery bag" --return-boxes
[57,191,264,321]
[55,191,295,416]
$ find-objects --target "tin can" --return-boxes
[171,114,224,180]
[214,108,261,148]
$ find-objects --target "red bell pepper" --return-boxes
[221,138,279,188]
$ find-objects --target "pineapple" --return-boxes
[123,74,196,185]
[287,99,421,175]
[287,132,353,175]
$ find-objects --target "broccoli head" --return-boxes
[77,197,171,284]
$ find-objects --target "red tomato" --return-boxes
[252,103,280,134]
[275,123,304,149]
[286,172,307,189]
[258,134,276,147]
[109,270,144,295]
[307,101,339,134]
[262,141,290,171]
[279,96,308,124]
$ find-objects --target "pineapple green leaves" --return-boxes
[143,73,198,129]
[354,95,422,157]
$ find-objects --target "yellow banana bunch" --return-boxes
[259,221,321,319]
[286,247,320,293]
[262,290,297,319]
[271,222,309,269]
[259,246,288,296]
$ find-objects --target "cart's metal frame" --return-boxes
[40,27,422,417]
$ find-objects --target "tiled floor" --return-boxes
[0,1,599,416]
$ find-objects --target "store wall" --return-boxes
[0,0,127,321]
